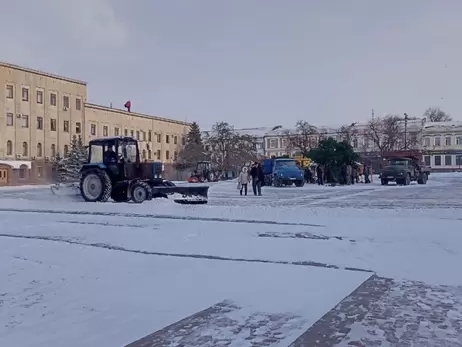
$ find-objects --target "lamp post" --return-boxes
[403,113,409,150]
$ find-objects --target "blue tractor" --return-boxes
[79,136,209,204]
[262,157,305,187]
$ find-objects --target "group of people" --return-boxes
[311,163,372,186]
[237,162,264,196]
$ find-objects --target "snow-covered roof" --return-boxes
[0,160,32,169]
[423,121,462,129]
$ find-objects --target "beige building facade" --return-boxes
[1,62,189,165]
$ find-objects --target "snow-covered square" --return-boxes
[1,175,462,346]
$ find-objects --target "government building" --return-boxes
[0,62,190,185]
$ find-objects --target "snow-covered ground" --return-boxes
[1,173,462,346]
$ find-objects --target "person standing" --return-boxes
[238,166,250,195]
[316,165,324,185]
[250,162,263,196]
[256,163,264,196]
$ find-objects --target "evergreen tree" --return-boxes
[187,122,203,145]
[176,122,206,169]
[66,135,88,181]
[52,153,69,183]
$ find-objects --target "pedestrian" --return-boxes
[250,162,264,196]
[238,166,250,196]
[316,165,324,185]
[351,165,357,185]
[364,165,371,184]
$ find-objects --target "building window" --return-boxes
[182,136,186,146]
[435,137,441,146]
[63,96,69,109]
[174,136,178,145]
[434,155,441,166]
[6,113,13,126]
[130,130,134,137]
[445,155,452,166]
[37,90,43,104]
[148,131,152,142]
[445,137,452,146]
[64,145,69,155]
[166,135,170,144]
[63,120,69,132]
[37,166,43,177]
[103,126,108,136]
[6,85,13,98]
[50,93,57,106]
[22,115,29,128]
[142,149,146,159]
[142,131,146,141]
[174,151,178,160]
[352,138,358,148]
[148,150,152,159]
[114,127,119,136]
[267,139,278,148]
[76,122,81,134]
[91,124,96,135]
[457,136,462,145]
[19,165,27,179]
[157,134,161,143]
[424,137,430,147]
[136,131,140,140]
[37,143,42,157]
[22,142,28,156]
[76,98,81,111]
[6,141,12,155]
[51,119,57,131]
[424,155,431,166]
[22,87,29,101]
[36,117,43,130]
[124,129,128,136]
[51,144,56,157]
[156,150,161,159]
[166,150,170,160]
[456,155,462,166]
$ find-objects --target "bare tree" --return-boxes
[337,123,358,143]
[285,120,318,157]
[423,107,452,122]
[363,115,412,156]
[206,122,258,171]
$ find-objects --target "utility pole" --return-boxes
[404,113,409,150]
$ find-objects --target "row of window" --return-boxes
[4,140,178,161]
[423,155,462,166]
[6,85,82,110]
[423,136,462,147]
[6,141,56,157]
[6,113,82,133]
[89,124,183,145]
[5,114,184,145]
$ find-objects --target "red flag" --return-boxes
[124,100,131,112]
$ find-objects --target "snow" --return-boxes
[1,172,462,346]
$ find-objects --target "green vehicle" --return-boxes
[379,155,430,186]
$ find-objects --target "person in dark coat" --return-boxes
[250,162,264,196]
[316,165,324,185]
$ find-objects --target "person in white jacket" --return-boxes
[238,166,250,196]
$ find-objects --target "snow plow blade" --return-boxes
[153,185,209,204]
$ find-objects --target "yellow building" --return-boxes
[0,62,190,164]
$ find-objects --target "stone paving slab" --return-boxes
[127,275,462,346]
[126,300,308,347]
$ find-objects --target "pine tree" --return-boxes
[176,122,206,169]
[187,122,203,145]
[52,153,69,183]
[66,135,88,181]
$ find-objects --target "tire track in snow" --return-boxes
[0,208,325,227]
[0,233,372,274]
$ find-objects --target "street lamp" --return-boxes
[403,113,409,150]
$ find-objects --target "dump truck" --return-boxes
[262,157,305,187]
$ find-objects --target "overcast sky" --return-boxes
[1,0,461,129]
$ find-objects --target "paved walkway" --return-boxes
[127,275,462,347]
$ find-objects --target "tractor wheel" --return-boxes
[111,183,129,202]
[207,172,215,182]
[80,169,112,202]
[417,173,428,185]
[130,182,153,203]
